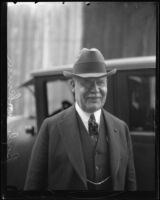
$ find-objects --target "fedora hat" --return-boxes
[63,48,117,78]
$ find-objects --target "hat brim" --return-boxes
[63,68,117,78]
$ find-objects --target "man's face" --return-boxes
[72,76,107,113]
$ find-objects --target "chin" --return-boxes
[86,104,101,113]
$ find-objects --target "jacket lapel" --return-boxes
[102,109,121,187]
[57,106,87,188]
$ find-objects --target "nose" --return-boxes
[90,81,99,92]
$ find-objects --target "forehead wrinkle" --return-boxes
[73,77,107,88]
[85,77,107,85]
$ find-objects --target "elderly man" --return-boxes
[24,48,136,191]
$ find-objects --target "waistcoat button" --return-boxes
[96,166,100,170]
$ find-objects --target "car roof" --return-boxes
[31,56,156,77]
[20,56,156,87]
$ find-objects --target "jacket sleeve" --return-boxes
[24,119,49,190]
[124,124,137,191]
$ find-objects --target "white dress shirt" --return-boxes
[75,102,101,132]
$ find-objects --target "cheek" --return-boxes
[102,87,107,97]
[75,86,86,101]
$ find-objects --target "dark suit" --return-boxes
[24,105,136,190]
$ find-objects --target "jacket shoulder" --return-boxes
[102,109,128,127]
[44,105,74,124]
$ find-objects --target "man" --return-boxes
[24,48,136,191]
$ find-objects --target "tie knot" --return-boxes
[89,113,96,122]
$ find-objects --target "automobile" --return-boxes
[7,56,156,191]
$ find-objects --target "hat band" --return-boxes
[73,62,106,74]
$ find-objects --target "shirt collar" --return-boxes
[75,102,101,131]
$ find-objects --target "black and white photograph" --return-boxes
[3,1,157,199]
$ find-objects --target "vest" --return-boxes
[76,111,112,190]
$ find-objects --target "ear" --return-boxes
[70,79,75,93]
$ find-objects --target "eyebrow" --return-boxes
[85,78,106,82]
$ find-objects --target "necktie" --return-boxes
[88,114,99,142]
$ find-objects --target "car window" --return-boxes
[46,80,74,116]
[128,75,155,132]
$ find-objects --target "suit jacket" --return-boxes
[24,105,136,191]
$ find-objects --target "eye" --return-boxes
[79,79,90,87]
[96,80,105,86]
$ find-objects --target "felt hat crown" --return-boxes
[63,48,117,78]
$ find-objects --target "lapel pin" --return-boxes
[114,128,118,133]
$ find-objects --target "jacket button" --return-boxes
[96,150,100,155]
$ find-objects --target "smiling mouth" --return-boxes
[87,96,101,99]
[87,97,101,102]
